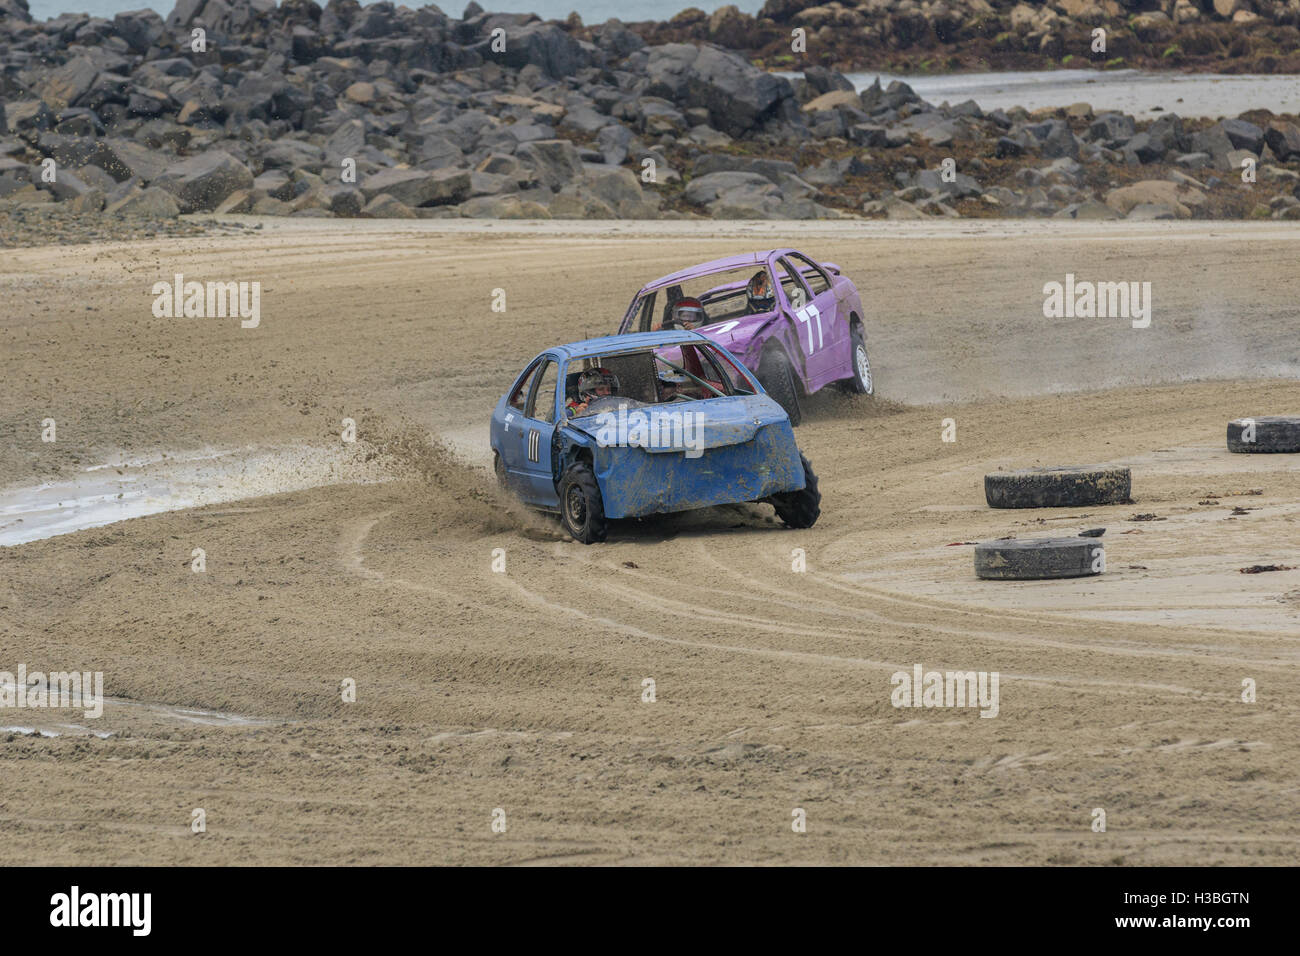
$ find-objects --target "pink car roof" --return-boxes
[639,249,796,293]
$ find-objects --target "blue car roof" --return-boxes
[551,330,708,361]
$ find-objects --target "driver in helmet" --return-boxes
[655,296,707,331]
[566,366,620,418]
[746,270,775,314]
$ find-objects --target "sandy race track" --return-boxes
[1,219,1298,865]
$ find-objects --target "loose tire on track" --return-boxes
[769,453,821,529]
[1227,416,1300,453]
[757,346,802,427]
[975,537,1105,580]
[984,465,1131,509]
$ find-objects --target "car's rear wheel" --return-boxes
[844,324,873,395]
[493,451,507,488]
[558,462,608,544]
[769,453,821,529]
[757,346,802,426]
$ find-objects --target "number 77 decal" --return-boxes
[795,304,823,352]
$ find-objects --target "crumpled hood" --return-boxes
[566,393,788,454]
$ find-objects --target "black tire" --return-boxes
[769,453,821,529]
[558,462,608,544]
[757,346,802,427]
[985,465,1131,509]
[975,537,1105,580]
[1227,416,1300,453]
[493,451,507,488]
[843,323,873,394]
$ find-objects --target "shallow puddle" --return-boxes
[0,444,387,547]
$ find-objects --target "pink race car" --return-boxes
[618,249,873,425]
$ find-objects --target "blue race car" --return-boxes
[489,330,821,543]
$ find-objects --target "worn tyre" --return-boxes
[757,346,802,427]
[975,537,1105,580]
[985,465,1131,509]
[1227,416,1300,453]
[493,451,508,489]
[558,462,608,544]
[843,324,873,394]
[769,453,821,529]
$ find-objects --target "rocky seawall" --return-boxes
[642,1,1300,74]
[1,0,1298,232]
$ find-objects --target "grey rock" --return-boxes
[596,123,633,165]
[550,185,618,219]
[1173,152,1212,169]
[152,150,255,212]
[260,139,325,172]
[559,104,610,135]
[515,139,583,191]
[360,193,417,218]
[68,189,107,213]
[477,152,536,187]
[913,167,982,199]
[691,154,797,184]
[995,136,1024,158]
[6,100,55,135]
[39,57,100,111]
[324,119,367,165]
[803,66,854,96]
[687,125,732,148]
[361,166,471,207]
[581,163,644,209]
[87,137,170,182]
[214,189,254,214]
[1221,118,1265,155]
[644,43,795,138]
[1088,113,1136,146]
[458,194,553,219]
[104,185,180,218]
[1122,132,1165,164]
[1264,122,1300,161]
[1126,203,1178,220]
[42,167,98,201]
[594,19,646,59]
[111,9,165,54]
[683,171,773,206]
[1147,114,1188,155]
[480,22,592,78]
[414,133,464,167]
[470,170,512,196]
[251,196,293,216]
[254,169,296,201]
[1026,119,1079,160]
[322,185,364,217]
[1190,124,1235,168]
[850,124,890,148]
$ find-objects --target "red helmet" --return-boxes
[577,366,619,401]
[670,297,706,328]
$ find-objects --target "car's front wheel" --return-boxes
[769,453,821,529]
[558,462,608,544]
[844,324,873,394]
[757,346,803,426]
